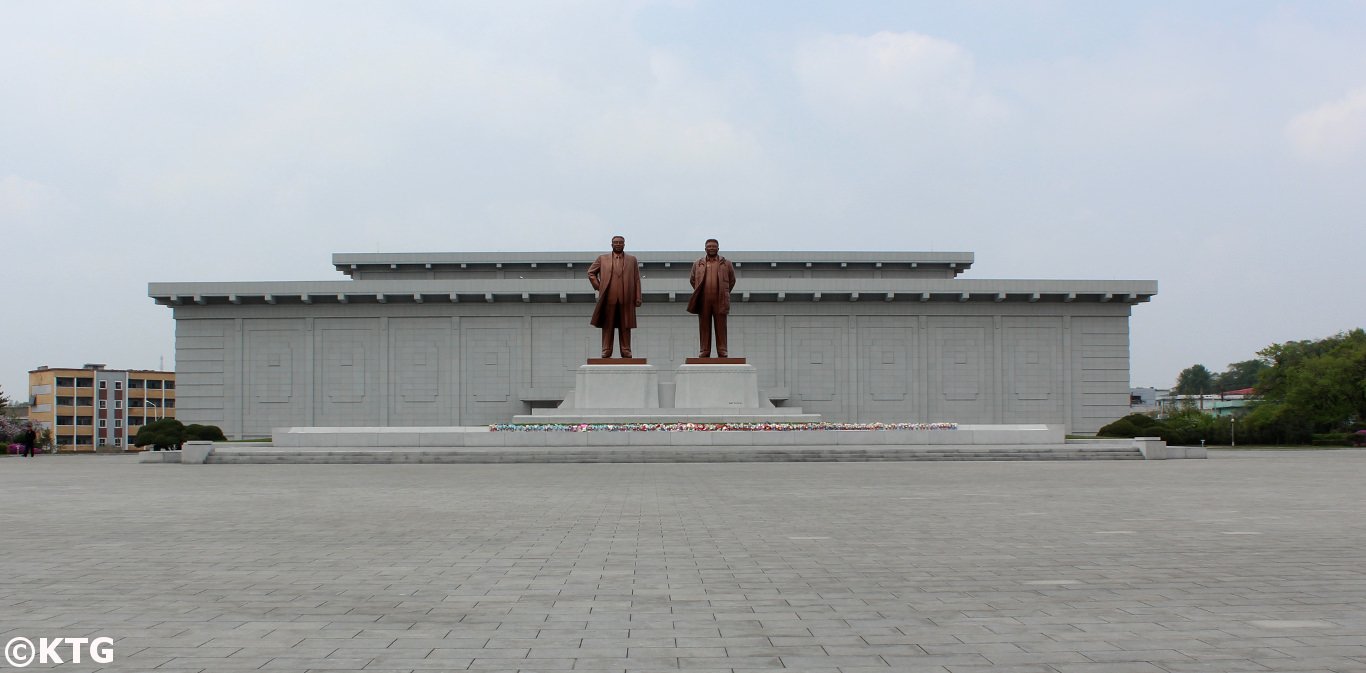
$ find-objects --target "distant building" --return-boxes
[150,250,1157,437]
[27,364,176,451]
[1129,387,1168,412]
[1156,388,1255,418]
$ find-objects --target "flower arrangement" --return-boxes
[490,421,958,432]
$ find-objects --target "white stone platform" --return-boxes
[270,423,1064,448]
[143,425,1209,462]
[516,409,822,423]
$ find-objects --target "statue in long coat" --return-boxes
[686,238,737,357]
[588,235,642,358]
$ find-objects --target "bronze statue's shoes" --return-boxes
[621,351,632,358]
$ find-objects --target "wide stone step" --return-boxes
[207,447,1143,464]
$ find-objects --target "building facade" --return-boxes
[1156,389,1255,418]
[27,365,176,451]
[149,251,1157,438]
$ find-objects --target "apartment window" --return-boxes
[98,380,107,389]
[77,397,93,406]
[75,436,93,446]
[56,416,74,425]
[77,416,93,426]
[113,437,122,446]
[164,381,175,390]
[114,400,122,410]
[146,380,162,390]
[98,437,106,446]
[114,419,122,428]
[99,400,107,410]
[98,419,107,429]
[114,381,123,390]
[164,399,175,408]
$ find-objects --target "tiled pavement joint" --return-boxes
[1,450,1364,672]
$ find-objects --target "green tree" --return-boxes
[1174,364,1215,395]
[1259,330,1366,428]
[0,386,9,413]
[1214,359,1268,392]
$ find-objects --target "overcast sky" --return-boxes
[3,1,1364,400]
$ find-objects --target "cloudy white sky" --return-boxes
[3,1,1364,400]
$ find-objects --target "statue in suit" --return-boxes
[687,238,737,357]
[588,235,642,358]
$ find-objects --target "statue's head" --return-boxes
[705,238,719,257]
[611,236,625,254]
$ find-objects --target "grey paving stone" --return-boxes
[0,451,1365,673]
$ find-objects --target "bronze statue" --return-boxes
[687,238,737,358]
[588,235,642,358]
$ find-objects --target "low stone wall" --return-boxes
[272,423,1065,448]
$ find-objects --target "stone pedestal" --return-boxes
[511,362,821,424]
[673,364,764,408]
[568,364,659,409]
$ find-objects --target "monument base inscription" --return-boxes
[673,364,763,408]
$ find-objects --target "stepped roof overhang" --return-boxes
[332,250,976,277]
[149,277,1157,306]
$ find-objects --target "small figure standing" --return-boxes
[687,238,737,358]
[20,423,37,458]
[587,235,642,358]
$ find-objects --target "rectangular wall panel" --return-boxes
[857,320,917,422]
[243,323,310,436]
[736,315,779,390]
[462,320,522,426]
[927,318,993,423]
[785,321,848,419]
[389,318,456,426]
[1002,320,1064,424]
[315,322,381,426]
[175,319,230,429]
[530,316,593,394]
[635,316,692,374]
[1071,316,1131,434]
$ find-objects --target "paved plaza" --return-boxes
[2,451,1365,673]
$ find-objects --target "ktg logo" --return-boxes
[5,637,114,667]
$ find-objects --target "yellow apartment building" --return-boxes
[27,364,175,452]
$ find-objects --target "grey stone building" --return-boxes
[149,251,1156,438]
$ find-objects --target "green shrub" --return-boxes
[1126,413,1161,429]
[184,424,227,442]
[1097,419,1140,438]
[133,419,187,450]
[1310,433,1351,446]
